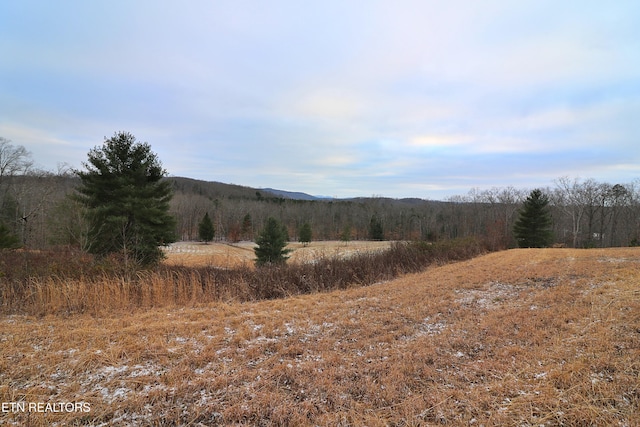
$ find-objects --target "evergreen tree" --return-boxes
[281,223,290,242]
[254,217,292,266]
[241,213,253,240]
[340,224,352,245]
[198,212,215,243]
[75,131,176,267]
[513,189,554,248]
[369,215,384,240]
[299,222,312,246]
[0,221,20,249]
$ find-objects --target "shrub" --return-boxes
[1,238,491,315]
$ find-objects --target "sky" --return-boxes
[1,1,639,200]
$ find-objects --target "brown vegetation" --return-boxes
[162,241,393,268]
[1,247,639,425]
[0,239,486,316]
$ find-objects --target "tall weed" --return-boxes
[0,238,491,315]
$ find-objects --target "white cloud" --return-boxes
[1,0,639,198]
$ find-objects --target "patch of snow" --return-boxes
[49,368,67,381]
[129,364,158,378]
[246,336,279,345]
[598,257,640,263]
[95,385,130,404]
[455,282,522,309]
[284,322,296,335]
[419,317,447,336]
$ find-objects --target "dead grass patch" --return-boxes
[1,247,639,425]
[1,239,486,316]
[162,240,393,268]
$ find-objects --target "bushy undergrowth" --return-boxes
[0,247,95,282]
[0,238,490,315]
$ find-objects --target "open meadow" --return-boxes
[162,240,394,268]
[1,247,639,425]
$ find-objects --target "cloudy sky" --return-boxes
[1,1,639,199]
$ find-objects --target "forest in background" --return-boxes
[2,171,640,252]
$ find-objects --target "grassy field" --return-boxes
[162,240,394,268]
[1,247,639,426]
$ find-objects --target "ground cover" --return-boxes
[162,240,393,268]
[1,247,639,425]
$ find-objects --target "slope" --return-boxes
[1,248,639,426]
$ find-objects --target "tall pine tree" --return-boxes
[513,189,554,248]
[75,132,176,267]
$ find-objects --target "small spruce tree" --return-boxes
[281,223,290,242]
[0,222,20,249]
[198,212,215,244]
[369,215,384,241]
[299,222,312,246]
[241,213,253,240]
[513,189,554,248]
[340,224,352,245]
[254,217,292,266]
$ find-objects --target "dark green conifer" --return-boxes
[299,222,312,246]
[0,221,20,249]
[75,131,176,267]
[513,189,554,248]
[369,215,384,241]
[198,212,215,243]
[254,217,292,266]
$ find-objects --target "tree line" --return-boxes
[169,176,640,250]
[1,135,639,259]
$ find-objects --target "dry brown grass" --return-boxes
[1,247,639,426]
[1,239,484,315]
[162,241,393,268]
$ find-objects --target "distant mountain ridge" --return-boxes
[260,188,334,201]
[166,177,429,203]
[166,177,337,201]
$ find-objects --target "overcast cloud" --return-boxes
[1,1,639,199]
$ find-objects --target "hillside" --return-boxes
[259,187,331,201]
[1,247,639,426]
[8,173,640,249]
